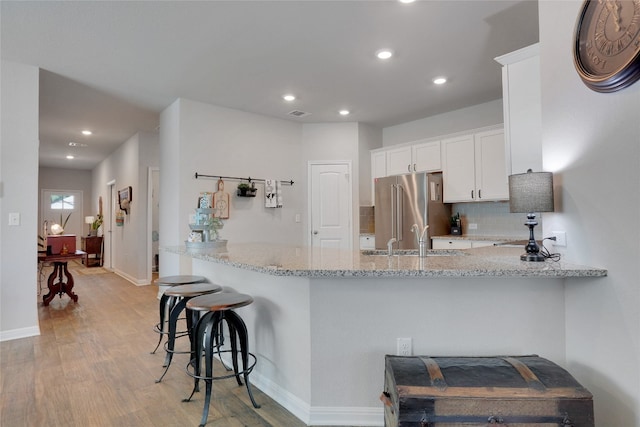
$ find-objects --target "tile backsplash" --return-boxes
[451,201,534,237]
[359,206,375,234]
[361,201,540,237]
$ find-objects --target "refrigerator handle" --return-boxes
[397,184,403,241]
[390,184,397,240]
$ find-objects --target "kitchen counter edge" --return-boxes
[162,244,607,279]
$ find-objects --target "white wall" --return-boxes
[358,123,382,206]
[382,99,503,146]
[301,122,362,246]
[159,98,305,271]
[0,61,40,341]
[540,1,640,425]
[92,131,159,284]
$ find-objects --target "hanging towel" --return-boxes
[276,180,283,208]
[265,179,283,208]
[265,179,276,208]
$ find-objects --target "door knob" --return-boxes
[313,230,318,235]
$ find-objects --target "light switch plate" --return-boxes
[8,212,20,226]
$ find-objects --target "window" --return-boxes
[50,194,75,210]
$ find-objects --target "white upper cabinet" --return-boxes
[370,150,387,204]
[474,129,509,201]
[379,139,442,176]
[371,151,387,179]
[442,128,508,203]
[495,43,542,175]
[412,140,441,172]
[386,145,413,175]
[442,134,476,202]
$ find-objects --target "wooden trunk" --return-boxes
[382,355,593,427]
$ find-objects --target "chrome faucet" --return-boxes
[387,237,397,256]
[411,224,429,257]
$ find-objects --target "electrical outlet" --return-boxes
[397,337,412,356]
[551,231,567,247]
[468,223,478,230]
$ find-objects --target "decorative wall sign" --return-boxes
[573,0,640,92]
[118,186,132,214]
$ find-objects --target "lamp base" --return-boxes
[520,252,545,262]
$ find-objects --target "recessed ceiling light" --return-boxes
[68,141,88,147]
[66,155,74,160]
[282,94,296,102]
[81,130,92,135]
[339,110,350,116]
[398,0,415,3]
[376,49,393,60]
[433,77,447,85]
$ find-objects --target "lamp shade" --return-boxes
[508,169,554,213]
[85,216,95,224]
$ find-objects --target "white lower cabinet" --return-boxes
[432,239,472,250]
[359,235,376,250]
[432,239,501,249]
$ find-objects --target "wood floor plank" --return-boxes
[1,262,329,427]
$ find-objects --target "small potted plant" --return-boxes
[450,212,462,235]
[90,214,103,236]
[237,182,257,197]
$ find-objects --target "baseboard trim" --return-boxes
[113,269,149,286]
[0,325,41,342]
[308,406,384,426]
[229,357,383,426]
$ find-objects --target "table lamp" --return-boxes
[85,216,95,236]
[508,169,554,262]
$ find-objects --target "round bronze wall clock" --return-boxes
[574,0,640,92]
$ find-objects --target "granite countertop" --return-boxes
[163,243,607,279]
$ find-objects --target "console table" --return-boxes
[38,251,85,306]
[81,236,103,267]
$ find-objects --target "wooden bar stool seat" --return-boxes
[183,292,260,427]
[155,282,223,383]
[151,275,207,355]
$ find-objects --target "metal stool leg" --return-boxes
[156,297,188,382]
[151,294,173,354]
[225,310,260,408]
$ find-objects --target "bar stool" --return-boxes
[155,282,223,383]
[183,292,260,427]
[151,275,207,355]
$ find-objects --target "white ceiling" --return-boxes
[1,0,539,170]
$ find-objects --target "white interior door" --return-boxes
[309,162,352,251]
[41,189,83,248]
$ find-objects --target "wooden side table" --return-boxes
[81,236,103,267]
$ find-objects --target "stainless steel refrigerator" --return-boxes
[374,172,451,250]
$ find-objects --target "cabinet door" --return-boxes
[497,44,542,175]
[371,151,387,205]
[359,235,376,250]
[386,146,412,176]
[442,135,475,202]
[371,151,387,178]
[412,141,441,172]
[474,129,509,201]
[432,239,472,249]
[470,240,499,248]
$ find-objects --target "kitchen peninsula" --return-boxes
[163,243,606,426]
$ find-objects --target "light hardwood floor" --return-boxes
[1,261,331,427]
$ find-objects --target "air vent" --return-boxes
[288,110,311,118]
